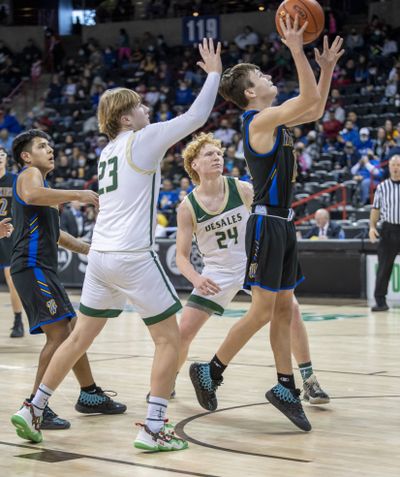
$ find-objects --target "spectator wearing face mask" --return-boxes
[355,127,374,156]
[337,141,361,169]
[214,118,236,146]
[351,152,383,204]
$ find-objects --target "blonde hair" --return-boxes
[97,88,141,140]
[182,132,225,185]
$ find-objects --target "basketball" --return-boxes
[275,0,325,45]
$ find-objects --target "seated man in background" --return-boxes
[304,208,345,240]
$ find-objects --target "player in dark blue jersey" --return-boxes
[190,19,343,431]
[0,146,24,337]
[9,130,126,435]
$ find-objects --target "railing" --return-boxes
[292,183,347,225]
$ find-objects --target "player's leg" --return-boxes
[131,251,187,451]
[68,316,127,415]
[190,286,276,411]
[265,221,311,431]
[5,267,24,338]
[178,305,211,371]
[11,313,107,442]
[265,289,311,432]
[291,297,330,404]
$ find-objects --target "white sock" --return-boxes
[31,383,54,416]
[145,396,168,434]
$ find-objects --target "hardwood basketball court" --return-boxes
[1,292,399,476]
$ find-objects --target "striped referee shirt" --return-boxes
[373,179,400,224]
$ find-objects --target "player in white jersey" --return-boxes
[175,133,329,406]
[12,38,222,451]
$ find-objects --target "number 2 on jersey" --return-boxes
[0,198,8,216]
[216,226,238,249]
[98,156,118,195]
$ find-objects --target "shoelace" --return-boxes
[93,387,118,399]
[135,420,185,443]
[24,402,41,431]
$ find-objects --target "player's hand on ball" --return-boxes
[314,35,345,69]
[197,38,222,75]
[0,217,13,239]
[279,14,308,51]
[77,190,99,209]
[193,275,222,296]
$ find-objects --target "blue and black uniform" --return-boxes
[241,109,304,291]
[0,171,16,267]
[11,168,75,334]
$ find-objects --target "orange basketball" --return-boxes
[275,0,325,45]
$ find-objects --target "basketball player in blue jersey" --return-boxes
[176,133,329,406]
[0,146,24,337]
[190,18,344,431]
[9,130,126,434]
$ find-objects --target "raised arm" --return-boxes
[18,167,99,208]
[58,230,90,255]
[137,39,221,160]
[176,200,221,296]
[252,15,320,132]
[286,36,345,127]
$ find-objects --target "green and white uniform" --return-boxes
[79,71,221,324]
[186,176,250,315]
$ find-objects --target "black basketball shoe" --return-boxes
[75,387,127,414]
[265,384,312,432]
[41,405,71,430]
[189,362,223,411]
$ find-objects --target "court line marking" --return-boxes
[2,353,399,378]
[0,441,219,477]
[175,395,400,462]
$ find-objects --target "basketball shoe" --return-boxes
[134,421,188,451]
[189,362,223,411]
[75,386,127,414]
[11,401,42,443]
[25,396,70,430]
[266,384,312,431]
[303,374,330,404]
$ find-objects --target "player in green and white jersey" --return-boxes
[176,133,329,406]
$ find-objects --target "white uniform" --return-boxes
[185,177,250,315]
[80,72,220,323]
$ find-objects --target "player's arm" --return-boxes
[236,180,254,210]
[286,36,345,127]
[176,201,221,296]
[137,38,221,159]
[251,15,320,134]
[58,230,90,255]
[0,218,13,239]
[18,168,99,208]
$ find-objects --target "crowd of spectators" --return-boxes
[0,9,399,239]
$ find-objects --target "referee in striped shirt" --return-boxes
[369,155,400,311]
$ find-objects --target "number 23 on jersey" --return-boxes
[98,156,118,195]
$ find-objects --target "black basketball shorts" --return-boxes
[244,214,304,292]
[0,236,12,268]
[11,267,76,334]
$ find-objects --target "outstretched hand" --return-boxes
[279,14,308,52]
[314,35,345,69]
[197,38,222,75]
